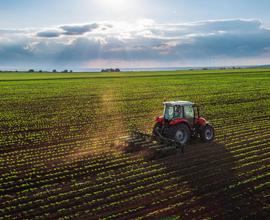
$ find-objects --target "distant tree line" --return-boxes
[188,66,242,71]
[101,68,120,72]
[28,69,73,73]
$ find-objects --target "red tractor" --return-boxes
[153,101,215,145]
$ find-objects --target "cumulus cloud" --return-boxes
[60,23,99,35]
[36,23,100,38]
[1,19,270,68]
[37,30,62,38]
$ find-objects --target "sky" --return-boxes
[1,0,270,70]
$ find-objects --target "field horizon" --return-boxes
[2,64,270,73]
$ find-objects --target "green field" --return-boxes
[1,69,270,219]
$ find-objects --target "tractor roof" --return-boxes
[163,101,195,106]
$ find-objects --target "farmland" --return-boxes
[1,69,270,219]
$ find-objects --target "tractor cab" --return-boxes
[163,101,199,125]
[154,101,214,145]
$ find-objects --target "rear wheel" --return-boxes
[200,124,215,142]
[172,124,191,145]
[152,122,162,138]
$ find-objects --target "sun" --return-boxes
[107,0,126,7]
[98,0,128,11]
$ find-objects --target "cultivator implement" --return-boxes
[124,130,184,160]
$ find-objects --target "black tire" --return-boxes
[152,122,162,138]
[200,124,215,142]
[170,123,191,145]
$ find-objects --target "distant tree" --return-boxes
[62,70,68,73]
[39,70,43,73]
[101,68,120,72]
[28,69,35,72]
[52,69,57,73]
[69,70,73,73]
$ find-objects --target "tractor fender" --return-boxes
[155,116,164,123]
[195,117,207,126]
[169,118,192,131]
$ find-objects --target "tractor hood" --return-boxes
[195,117,207,126]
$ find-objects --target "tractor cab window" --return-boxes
[164,105,183,120]
[184,105,194,123]
[164,105,174,120]
[174,105,183,118]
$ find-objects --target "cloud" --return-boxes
[37,30,61,38]
[1,19,270,68]
[60,23,99,35]
[36,23,100,38]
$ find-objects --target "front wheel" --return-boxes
[200,124,215,142]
